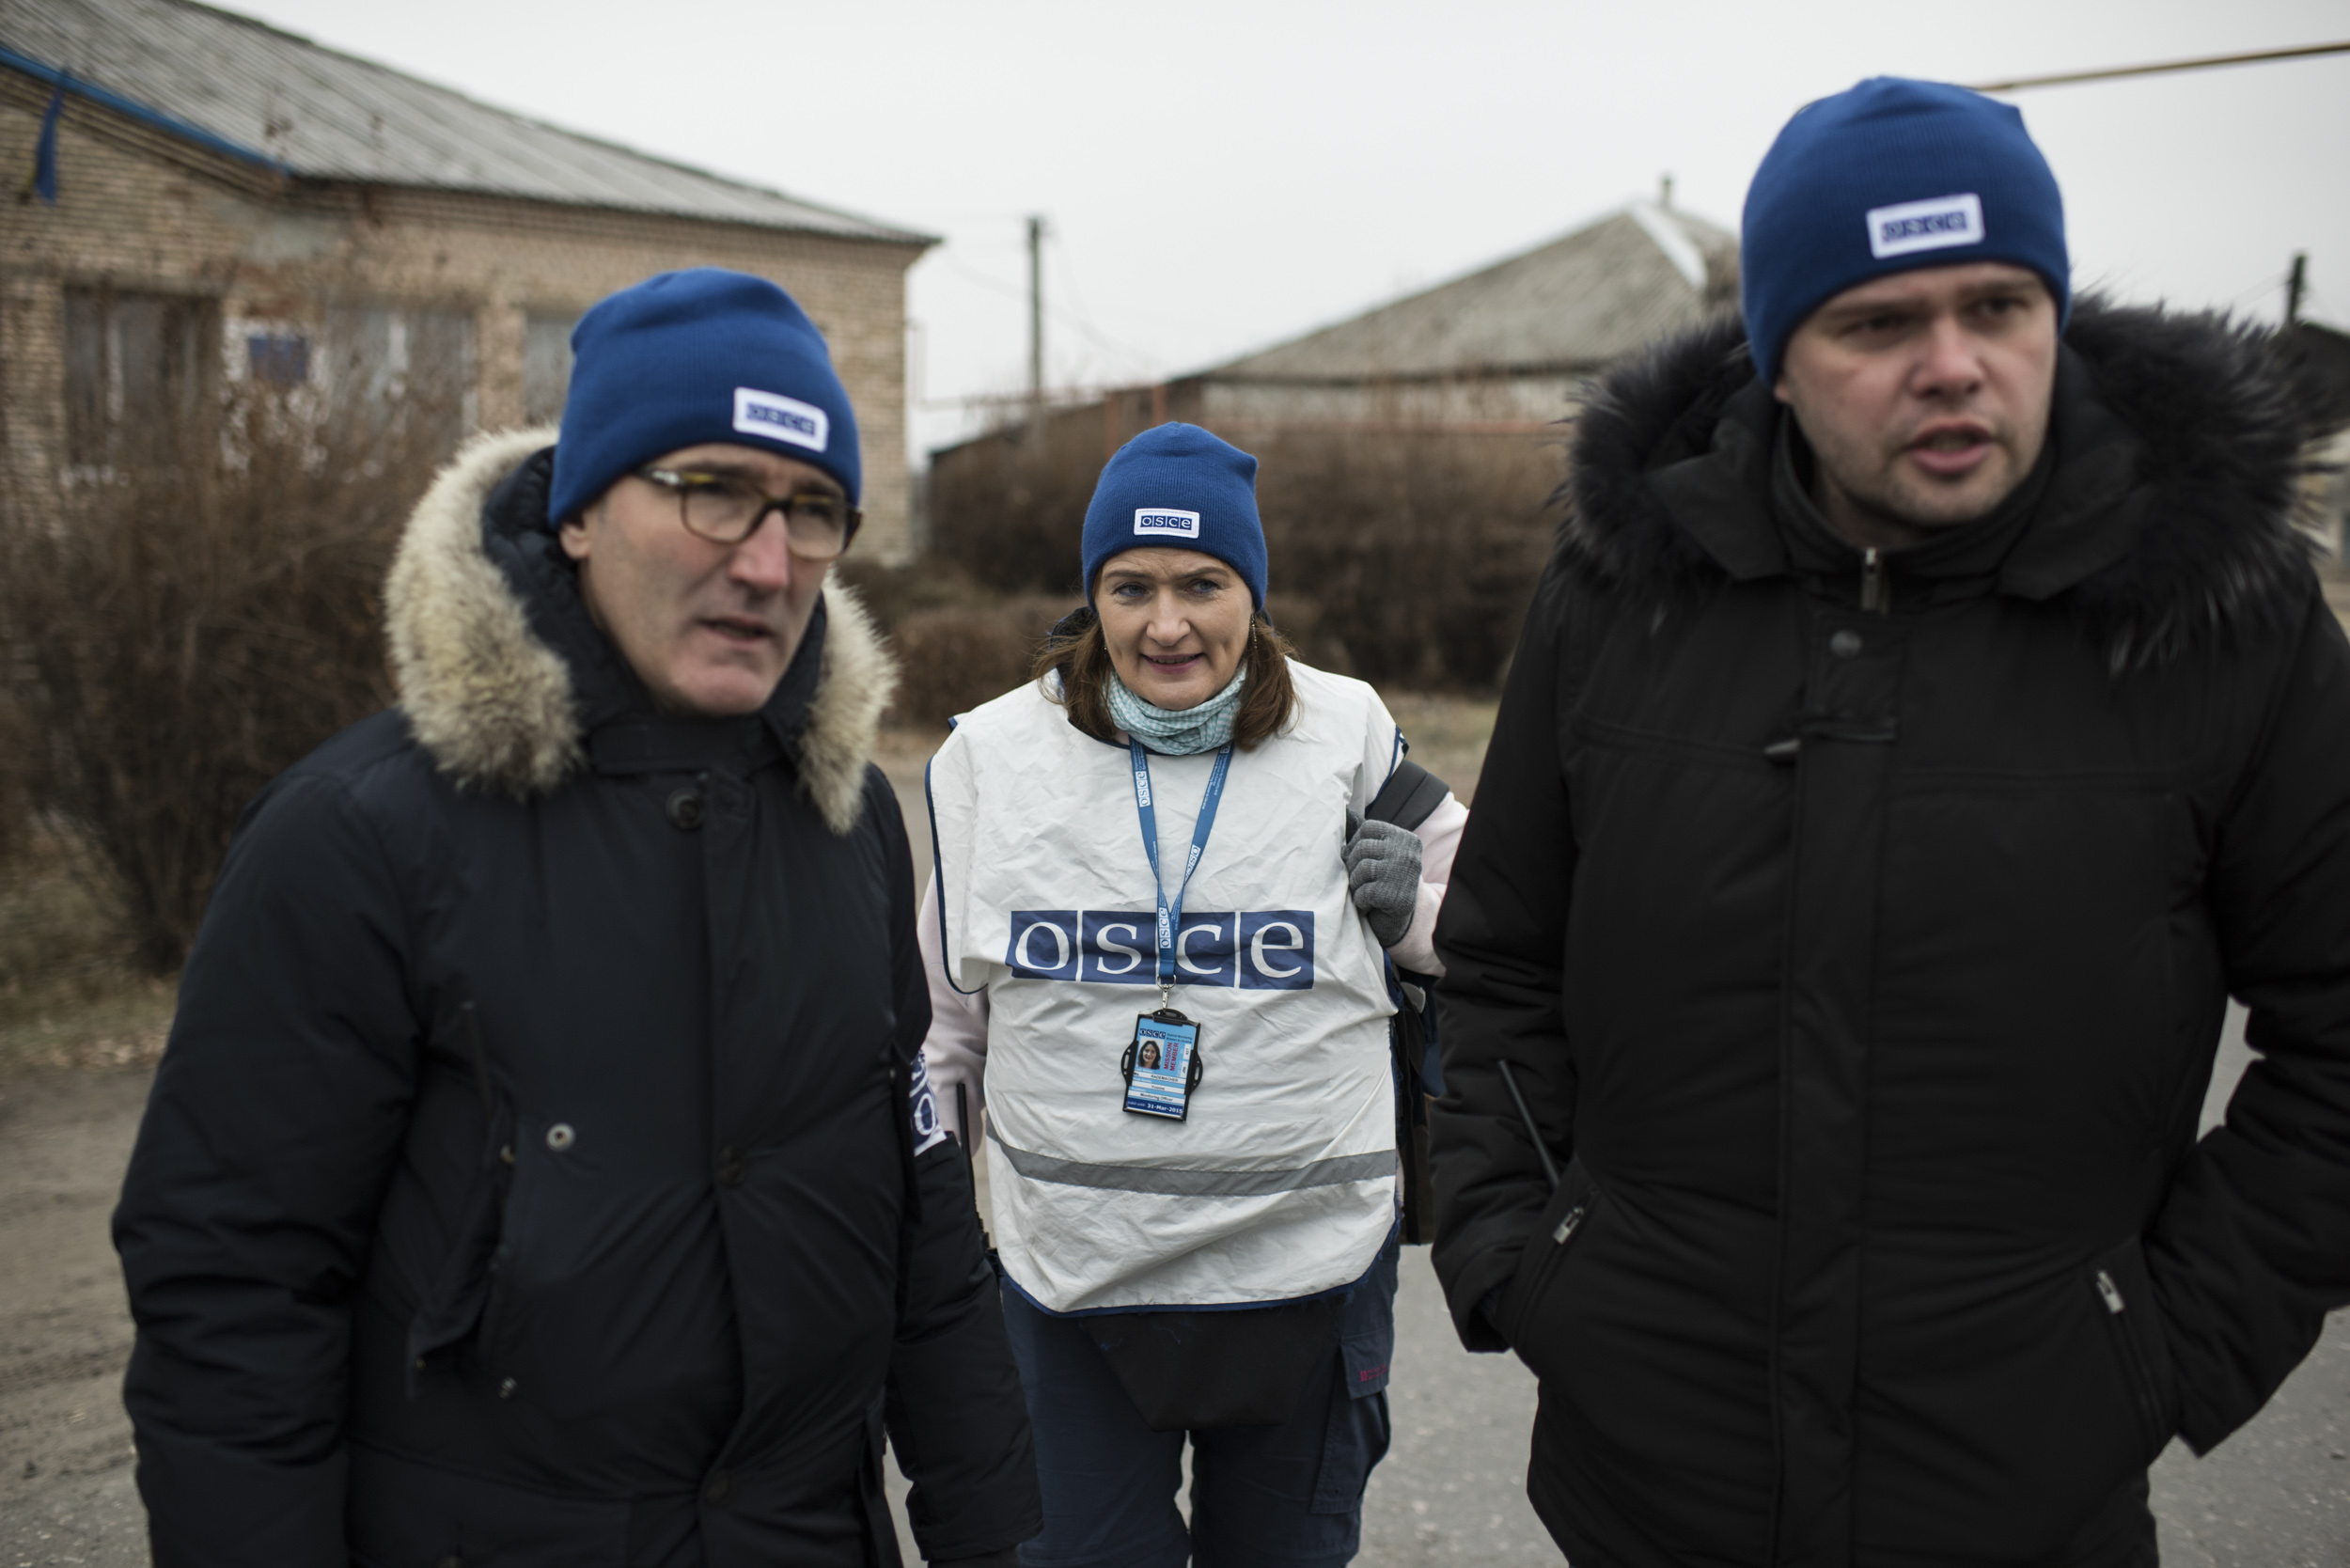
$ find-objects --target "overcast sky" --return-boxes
[224,0,2350,462]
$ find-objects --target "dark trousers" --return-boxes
[1001,1238,1399,1568]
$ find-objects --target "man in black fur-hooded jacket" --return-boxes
[1430,78,2350,1567]
[113,270,1041,1567]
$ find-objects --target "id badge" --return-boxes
[1122,1010,1203,1121]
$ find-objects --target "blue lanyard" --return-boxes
[1129,738,1235,1003]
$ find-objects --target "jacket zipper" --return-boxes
[1508,1199,1591,1344]
[1860,547,1888,614]
[2095,1268,2167,1448]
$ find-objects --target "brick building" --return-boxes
[0,0,934,557]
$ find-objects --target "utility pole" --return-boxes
[1027,214,1045,438]
[2286,251,2308,327]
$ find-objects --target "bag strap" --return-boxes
[1363,760,1452,1245]
[1365,758,1449,832]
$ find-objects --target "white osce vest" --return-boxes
[928,661,1401,1313]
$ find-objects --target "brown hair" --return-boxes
[1032,608,1298,750]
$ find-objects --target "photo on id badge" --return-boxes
[1123,1012,1200,1121]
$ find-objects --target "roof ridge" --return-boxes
[1196,201,1736,382]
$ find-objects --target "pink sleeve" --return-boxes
[916,872,992,1144]
[1386,793,1466,978]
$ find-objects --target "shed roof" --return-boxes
[0,0,932,243]
[1206,203,1736,383]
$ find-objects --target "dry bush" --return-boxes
[889,596,1068,729]
[833,555,1006,638]
[1252,429,1560,688]
[835,557,1074,728]
[0,689,30,868]
[1261,591,1355,679]
[0,350,465,974]
[926,418,1562,689]
[926,418,1099,596]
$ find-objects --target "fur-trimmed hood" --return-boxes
[384,427,896,832]
[1563,297,2333,665]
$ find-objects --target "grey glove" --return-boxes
[1342,815,1423,949]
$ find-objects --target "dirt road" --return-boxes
[0,1069,152,1567]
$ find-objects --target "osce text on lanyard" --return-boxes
[1130,737,1234,1004]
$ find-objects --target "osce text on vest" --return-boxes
[1007,909,1316,990]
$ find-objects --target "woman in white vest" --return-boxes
[919,423,1466,1567]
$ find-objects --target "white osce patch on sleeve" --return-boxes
[1134,507,1201,540]
[907,1051,949,1156]
[1865,193,1985,259]
[733,387,829,453]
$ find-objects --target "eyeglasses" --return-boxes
[633,466,861,559]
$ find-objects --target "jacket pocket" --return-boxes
[2088,1235,2179,1466]
[1498,1159,1602,1357]
[404,1013,518,1391]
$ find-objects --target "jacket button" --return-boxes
[715,1147,747,1187]
[497,1377,517,1400]
[703,1468,732,1507]
[546,1122,576,1152]
[666,789,705,830]
[1829,629,1863,658]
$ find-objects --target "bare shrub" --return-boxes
[1252,429,1560,688]
[890,596,1067,730]
[833,555,1002,639]
[1261,591,1355,679]
[925,420,1097,596]
[0,689,30,867]
[926,418,1562,689]
[0,344,466,974]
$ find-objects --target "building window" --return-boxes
[63,289,220,465]
[246,333,311,386]
[524,314,577,426]
[320,305,478,461]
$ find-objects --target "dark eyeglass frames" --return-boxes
[633,466,860,559]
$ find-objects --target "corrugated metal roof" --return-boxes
[1207,204,1737,382]
[0,0,932,243]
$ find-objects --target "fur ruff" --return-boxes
[1562,298,2330,665]
[384,427,896,833]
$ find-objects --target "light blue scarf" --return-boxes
[1108,667,1248,755]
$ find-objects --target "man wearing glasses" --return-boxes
[113,269,1040,1567]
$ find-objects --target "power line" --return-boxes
[1042,228,1165,378]
[929,251,1031,305]
[1970,39,2350,93]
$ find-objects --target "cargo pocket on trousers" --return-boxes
[1309,1325,1395,1513]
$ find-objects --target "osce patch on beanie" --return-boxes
[546,268,861,525]
[1740,77,2070,384]
[1080,424,1268,609]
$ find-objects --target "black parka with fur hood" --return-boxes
[1430,302,2350,1567]
[114,431,1041,1567]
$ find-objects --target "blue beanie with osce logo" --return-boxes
[1741,77,2070,384]
[546,267,860,525]
[1081,423,1268,609]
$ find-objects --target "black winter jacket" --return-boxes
[113,430,1041,1568]
[1431,303,2350,1567]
